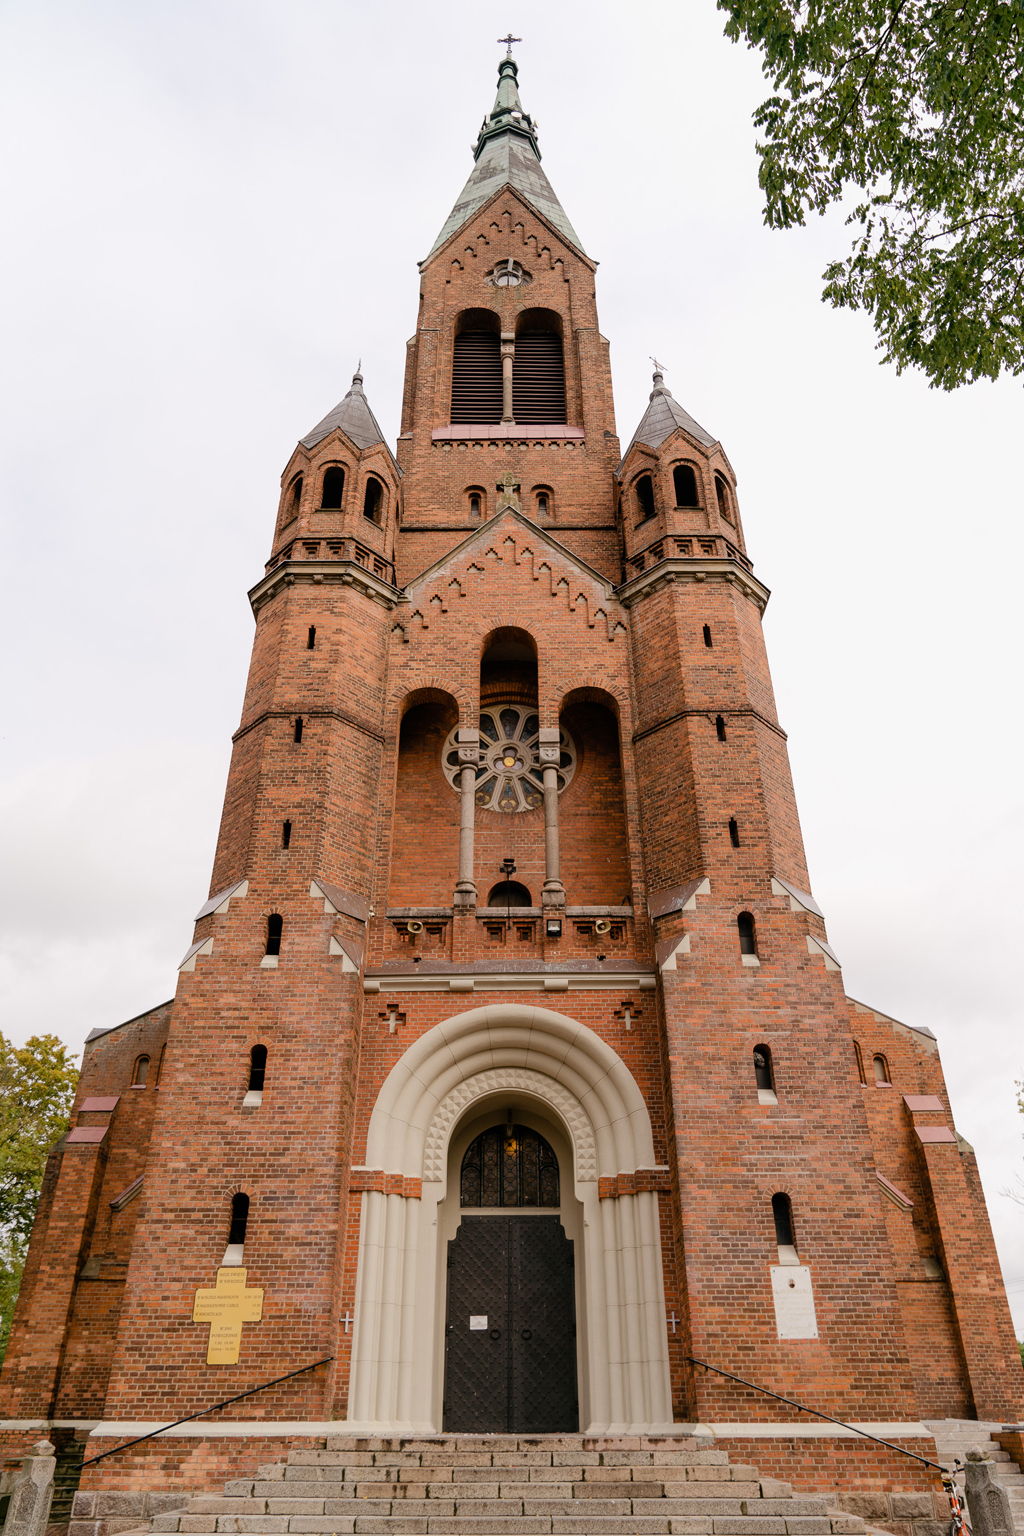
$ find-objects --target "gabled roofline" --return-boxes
[401,505,615,598]
[419,183,597,274]
[282,426,402,481]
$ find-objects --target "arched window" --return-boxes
[363,476,384,523]
[673,463,700,507]
[772,1192,796,1252]
[715,473,733,521]
[265,914,283,957]
[635,474,655,522]
[225,1192,250,1263]
[754,1045,774,1093]
[533,485,553,518]
[287,475,303,518]
[451,309,502,423]
[248,1045,267,1094]
[132,1055,150,1087]
[466,486,485,519]
[738,911,758,958]
[872,1053,891,1084]
[461,1123,560,1207]
[487,880,533,908]
[853,1040,866,1084]
[320,466,345,509]
[514,309,566,423]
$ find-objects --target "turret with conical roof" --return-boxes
[618,365,747,570]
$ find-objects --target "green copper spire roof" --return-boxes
[427,54,585,259]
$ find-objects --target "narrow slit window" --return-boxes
[293,717,303,743]
[468,490,482,518]
[729,818,741,847]
[248,1045,267,1093]
[228,1192,250,1247]
[320,466,345,509]
[715,473,733,521]
[854,1040,866,1084]
[288,475,303,516]
[132,1054,150,1087]
[703,624,713,648]
[738,910,757,956]
[673,463,700,507]
[363,477,384,523]
[265,914,283,957]
[754,1045,775,1092]
[307,626,316,650]
[872,1053,891,1084]
[716,714,727,741]
[635,474,655,522]
[282,819,292,849]
[772,1192,796,1250]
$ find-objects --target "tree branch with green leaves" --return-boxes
[719,0,1024,388]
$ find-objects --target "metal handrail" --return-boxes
[81,1356,334,1466]
[686,1355,955,1475]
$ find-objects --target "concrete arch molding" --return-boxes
[347,1003,674,1434]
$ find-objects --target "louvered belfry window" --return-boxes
[514,309,566,423]
[451,309,502,423]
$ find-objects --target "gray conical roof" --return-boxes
[623,370,716,460]
[427,55,585,259]
[300,369,386,451]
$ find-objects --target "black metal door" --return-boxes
[443,1215,577,1432]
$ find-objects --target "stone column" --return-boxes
[964,1453,1015,1536]
[501,333,515,423]
[453,728,480,909]
[539,727,565,908]
[0,1440,55,1536]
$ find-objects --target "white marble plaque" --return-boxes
[771,1265,818,1339]
[469,1315,487,1330]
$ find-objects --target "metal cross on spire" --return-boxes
[650,355,667,375]
[498,32,522,57]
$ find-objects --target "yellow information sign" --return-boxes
[192,1267,264,1364]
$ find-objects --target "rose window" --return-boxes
[442,705,576,814]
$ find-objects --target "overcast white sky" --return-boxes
[2,0,1022,1337]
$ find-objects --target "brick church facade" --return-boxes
[2,48,1021,1522]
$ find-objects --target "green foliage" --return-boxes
[0,1033,79,1365]
[719,0,1024,388]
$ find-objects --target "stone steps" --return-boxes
[129,1435,869,1536]
[923,1421,1024,1535]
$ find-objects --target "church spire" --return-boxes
[427,50,585,259]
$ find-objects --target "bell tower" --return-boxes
[2,41,1022,1508]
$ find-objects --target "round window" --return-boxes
[442,705,576,814]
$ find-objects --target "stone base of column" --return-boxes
[453,882,478,910]
[542,881,566,909]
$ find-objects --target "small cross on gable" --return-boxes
[613,999,642,1032]
[192,1267,264,1365]
[378,1002,407,1035]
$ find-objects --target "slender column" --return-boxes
[453,728,480,908]
[538,727,565,907]
[500,333,515,423]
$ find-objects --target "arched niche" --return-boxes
[348,1003,673,1435]
[387,689,460,907]
[558,686,632,906]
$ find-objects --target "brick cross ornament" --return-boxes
[192,1267,264,1364]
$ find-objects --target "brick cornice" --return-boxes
[248,559,401,615]
[632,707,787,745]
[615,557,771,614]
[232,708,386,746]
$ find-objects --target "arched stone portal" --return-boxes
[347,1003,674,1433]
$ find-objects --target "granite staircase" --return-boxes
[923,1421,1024,1534]
[141,1434,872,1536]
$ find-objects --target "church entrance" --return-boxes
[442,1124,578,1433]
